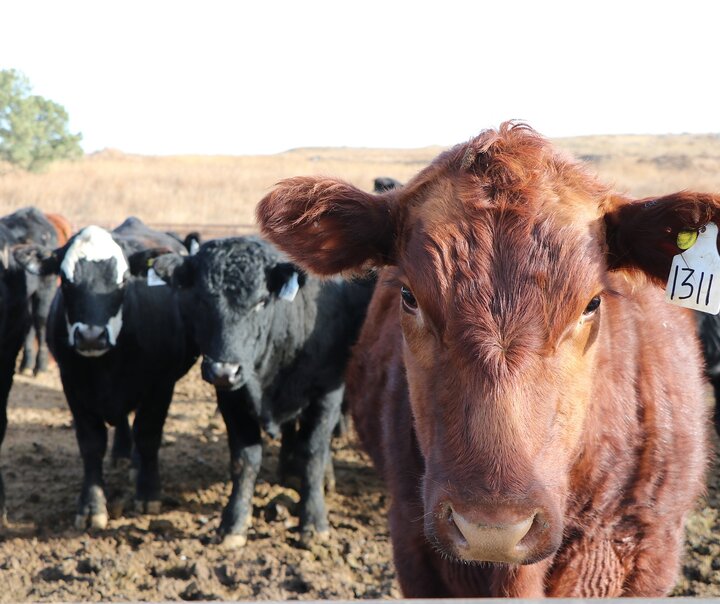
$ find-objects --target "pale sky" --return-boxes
[2,0,719,155]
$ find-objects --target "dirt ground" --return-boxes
[0,365,398,601]
[0,363,719,601]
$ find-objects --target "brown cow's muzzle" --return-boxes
[432,498,561,565]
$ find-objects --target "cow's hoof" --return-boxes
[91,512,109,529]
[107,498,125,519]
[134,499,162,514]
[300,526,330,546]
[220,533,247,549]
[75,512,108,530]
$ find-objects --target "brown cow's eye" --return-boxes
[583,296,601,316]
[400,285,418,312]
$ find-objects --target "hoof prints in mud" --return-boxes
[0,365,398,601]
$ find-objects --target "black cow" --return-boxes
[153,236,375,547]
[0,217,46,525]
[697,312,720,435]
[0,207,59,375]
[373,176,402,193]
[14,217,198,529]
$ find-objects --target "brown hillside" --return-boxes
[0,133,718,238]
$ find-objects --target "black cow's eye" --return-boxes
[400,285,417,312]
[583,296,601,316]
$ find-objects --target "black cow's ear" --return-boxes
[184,232,201,255]
[13,245,60,276]
[267,262,306,301]
[151,253,194,288]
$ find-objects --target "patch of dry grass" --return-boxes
[0,133,718,238]
[556,133,720,197]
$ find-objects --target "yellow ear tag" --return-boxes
[666,223,720,314]
[677,229,698,250]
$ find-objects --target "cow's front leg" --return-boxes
[132,383,173,514]
[19,324,35,375]
[278,419,300,489]
[31,279,55,374]
[279,418,336,494]
[217,387,262,549]
[0,344,20,527]
[111,415,132,468]
[72,409,109,529]
[295,386,342,542]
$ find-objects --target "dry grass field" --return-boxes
[2,131,720,601]
[0,131,718,236]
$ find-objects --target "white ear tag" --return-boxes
[278,272,299,301]
[665,222,720,314]
[147,267,167,287]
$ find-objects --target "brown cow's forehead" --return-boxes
[395,130,609,351]
[402,205,603,327]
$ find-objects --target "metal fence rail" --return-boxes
[146,222,257,239]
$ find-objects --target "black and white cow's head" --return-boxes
[152,237,305,390]
[15,225,131,357]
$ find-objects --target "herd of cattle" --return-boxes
[2,122,720,598]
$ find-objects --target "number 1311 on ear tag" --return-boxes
[665,222,720,314]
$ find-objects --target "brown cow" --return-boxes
[257,122,709,597]
[45,212,73,246]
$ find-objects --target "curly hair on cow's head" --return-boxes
[195,236,282,307]
[425,121,612,213]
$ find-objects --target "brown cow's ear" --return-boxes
[604,192,720,283]
[256,176,400,275]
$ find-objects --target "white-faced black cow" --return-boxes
[14,217,198,529]
[152,236,375,547]
[0,210,54,525]
[0,207,59,375]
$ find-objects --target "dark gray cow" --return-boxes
[373,176,402,193]
[14,217,198,529]
[153,236,374,547]
[0,207,59,375]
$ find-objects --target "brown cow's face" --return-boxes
[257,122,720,568]
[393,176,606,564]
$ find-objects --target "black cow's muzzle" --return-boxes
[202,358,243,390]
[73,324,111,357]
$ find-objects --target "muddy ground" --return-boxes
[0,363,719,601]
